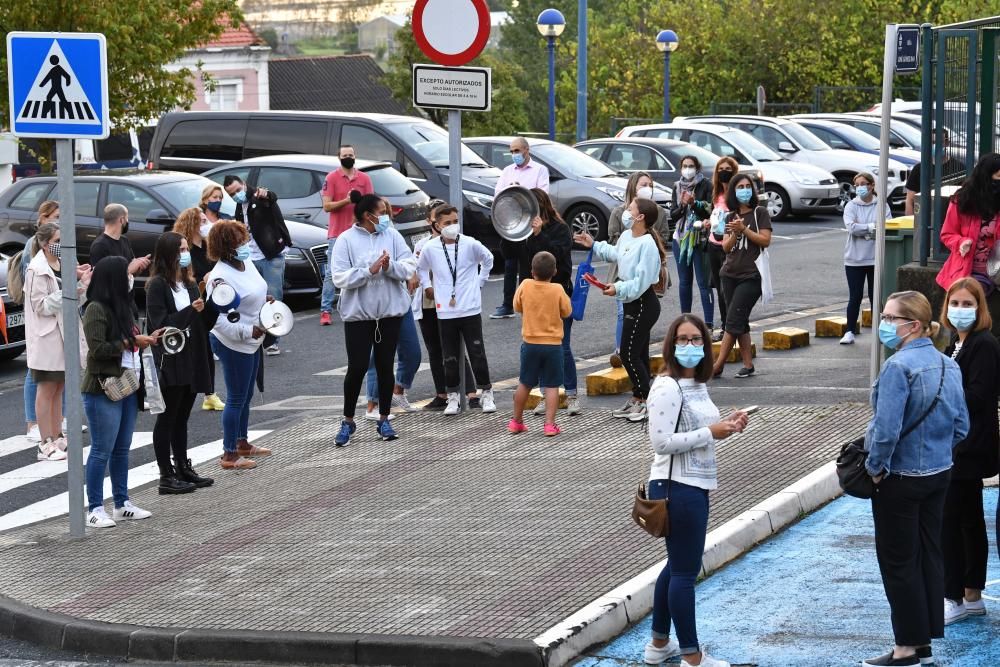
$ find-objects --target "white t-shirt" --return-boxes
[206,260,268,354]
[416,235,494,320]
[121,347,140,370]
[172,282,191,311]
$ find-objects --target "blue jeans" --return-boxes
[320,237,337,313]
[24,368,36,423]
[213,337,260,453]
[366,309,421,401]
[615,300,624,350]
[648,479,710,655]
[562,316,577,394]
[672,240,714,328]
[83,392,138,511]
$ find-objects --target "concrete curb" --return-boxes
[0,593,544,666]
[533,461,843,667]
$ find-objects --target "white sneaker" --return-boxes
[26,425,41,443]
[567,395,581,415]
[965,598,987,616]
[391,393,416,412]
[87,507,116,528]
[113,501,151,521]
[481,389,497,413]
[37,439,67,461]
[60,418,86,432]
[644,639,680,664]
[264,344,281,356]
[444,392,461,416]
[840,331,855,345]
[628,402,649,422]
[364,409,395,421]
[533,399,547,416]
[681,651,729,667]
[612,399,639,418]
[944,598,969,625]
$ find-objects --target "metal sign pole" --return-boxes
[448,110,469,410]
[871,23,897,385]
[57,139,85,537]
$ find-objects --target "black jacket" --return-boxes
[669,178,714,232]
[944,329,1000,479]
[518,220,574,296]
[189,242,214,284]
[145,276,218,393]
[235,191,292,260]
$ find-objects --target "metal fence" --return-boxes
[813,85,921,113]
[707,101,813,116]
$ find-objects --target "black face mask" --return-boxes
[718,170,734,184]
[341,157,355,169]
[121,222,130,235]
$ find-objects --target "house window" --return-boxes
[205,78,243,111]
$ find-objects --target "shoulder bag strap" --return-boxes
[666,376,685,497]
[899,358,946,440]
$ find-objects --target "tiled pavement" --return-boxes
[0,403,871,642]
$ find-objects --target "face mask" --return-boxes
[441,224,460,240]
[235,243,252,261]
[341,157,356,170]
[179,251,192,268]
[47,242,61,258]
[878,320,908,349]
[200,222,212,239]
[233,190,247,205]
[512,153,525,167]
[718,170,733,184]
[735,187,753,204]
[121,222,130,235]
[375,214,392,233]
[621,210,635,229]
[127,274,135,292]
[674,343,705,369]
[855,185,870,199]
[947,306,976,331]
[637,186,653,200]
[206,201,222,214]
[681,167,697,179]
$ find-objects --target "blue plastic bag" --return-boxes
[571,249,594,321]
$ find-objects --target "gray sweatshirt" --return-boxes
[843,196,890,267]
[331,224,416,322]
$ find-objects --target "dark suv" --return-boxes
[0,171,328,296]
[148,111,503,254]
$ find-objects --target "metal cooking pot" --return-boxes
[490,185,539,242]
[259,300,295,337]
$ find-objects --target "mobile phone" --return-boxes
[583,273,609,290]
[738,405,759,415]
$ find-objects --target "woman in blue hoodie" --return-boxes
[331,193,416,446]
[841,172,890,345]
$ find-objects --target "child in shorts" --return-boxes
[509,251,572,436]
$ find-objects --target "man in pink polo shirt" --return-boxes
[319,145,374,326]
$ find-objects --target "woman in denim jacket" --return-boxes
[862,291,969,667]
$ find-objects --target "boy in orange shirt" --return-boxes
[509,251,572,436]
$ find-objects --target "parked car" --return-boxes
[0,255,26,362]
[787,117,921,166]
[465,136,669,240]
[0,171,328,297]
[678,115,908,212]
[843,112,968,169]
[147,111,503,254]
[203,155,431,246]
[613,122,840,220]
[9,127,156,181]
[574,136,768,213]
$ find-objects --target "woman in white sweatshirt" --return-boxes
[841,171,891,345]
[331,192,416,446]
[641,314,748,667]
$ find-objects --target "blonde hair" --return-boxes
[940,277,993,333]
[199,184,223,210]
[37,200,59,224]
[887,290,941,338]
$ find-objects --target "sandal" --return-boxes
[235,439,272,457]
[220,455,257,470]
[37,439,68,461]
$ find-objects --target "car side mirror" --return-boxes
[146,208,174,225]
[777,141,797,153]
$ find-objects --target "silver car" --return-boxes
[464,136,669,241]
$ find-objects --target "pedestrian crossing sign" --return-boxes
[6,32,109,139]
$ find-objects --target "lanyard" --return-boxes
[440,236,459,307]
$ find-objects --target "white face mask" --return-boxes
[441,224,460,241]
[681,167,697,179]
[200,222,212,239]
[637,186,653,200]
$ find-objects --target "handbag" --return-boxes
[836,358,946,498]
[571,249,594,321]
[100,368,140,402]
[752,208,774,304]
[632,378,683,537]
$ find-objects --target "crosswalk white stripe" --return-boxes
[0,433,39,458]
[0,430,270,533]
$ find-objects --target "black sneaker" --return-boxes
[734,365,755,379]
[424,396,448,411]
[468,397,481,409]
[862,651,919,666]
[916,646,933,665]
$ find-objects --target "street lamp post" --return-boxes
[537,9,566,141]
[656,30,679,123]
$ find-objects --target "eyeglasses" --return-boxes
[879,314,913,324]
[675,335,705,346]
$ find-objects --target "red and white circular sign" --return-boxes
[412,0,491,67]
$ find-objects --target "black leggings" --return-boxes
[343,317,403,419]
[942,477,988,601]
[419,308,475,395]
[437,314,491,391]
[153,385,197,472]
[621,288,661,400]
[706,244,728,327]
[845,265,874,333]
[721,275,762,336]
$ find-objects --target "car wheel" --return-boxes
[567,204,607,242]
[837,176,857,214]
[763,185,791,221]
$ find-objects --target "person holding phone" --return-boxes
[669,155,715,331]
[706,158,739,341]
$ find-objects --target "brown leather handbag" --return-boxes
[632,378,682,538]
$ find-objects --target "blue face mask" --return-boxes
[735,187,753,204]
[179,251,192,268]
[233,190,248,205]
[512,153,525,167]
[235,243,252,261]
[947,306,976,331]
[206,201,222,213]
[375,214,392,233]
[855,185,870,199]
[878,320,907,349]
[674,343,705,369]
[621,210,634,229]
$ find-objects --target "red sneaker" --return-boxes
[543,423,561,437]
[507,419,528,434]
[320,311,332,326]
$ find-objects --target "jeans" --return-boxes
[648,479,710,655]
[615,300,624,350]
[942,477,988,601]
[561,316,577,394]
[621,288,661,399]
[320,237,337,313]
[83,392,138,511]
[845,264,874,334]
[672,240,714,328]
[419,308,475,395]
[213,339,261,453]
[366,309,421,401]
[501,258,519,309]
[872,470,950,646]
[23,368,36,423]
[153,385,196,472]
[706,243,728,327]
[438,314,492,391]
[344,317,403,419]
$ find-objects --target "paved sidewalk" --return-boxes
[0,401,870,665]
[573,489,1000,667]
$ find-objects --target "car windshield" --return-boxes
[532,143,616,178]
[365,165,422,196]
[720,129,783,162]
[153,175,231,214]
[780,122,830,150]
[386,122,489,168]
[816,122,882,150]
[890,121,924,146]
